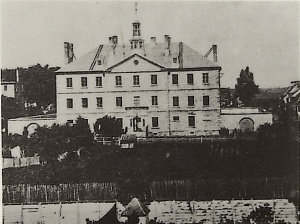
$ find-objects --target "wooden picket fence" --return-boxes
[2,177,298,204]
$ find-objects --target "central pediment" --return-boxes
[107,54,164,72]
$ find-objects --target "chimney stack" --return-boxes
[112,36,118,45]
[164,35,171,55]
[212,45,217,62]
[179,42,183,68]
[64,42,74,64]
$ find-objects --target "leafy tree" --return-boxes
[24,117,93,164]
[94,116,123,137]
[234,66,259,106]
[19,64,59,109]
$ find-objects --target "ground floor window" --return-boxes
[152,117,159,128]
[188,116,195,127]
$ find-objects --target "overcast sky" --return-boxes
[1,1,299,88]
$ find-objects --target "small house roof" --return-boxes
[121,198,150,217]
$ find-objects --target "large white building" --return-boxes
[56,20,222,136]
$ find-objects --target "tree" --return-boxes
[94,116,124,137]
[19,64,59,109]
[24,117,93,164]
[234,66,259,106]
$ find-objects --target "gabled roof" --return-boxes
[58,42,220,73]
[121,198,150,217]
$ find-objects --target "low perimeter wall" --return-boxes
[3,199,297,224]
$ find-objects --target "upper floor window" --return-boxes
[172,74,178,85]
[96,97,103,108]
[116,97,122,107]
[96,77,102,87]
[188,96,195,107]
[173,58,178,63]
[97,60,102,65]
[82,98,88,108]
[3,85,7,91]
[133,75,140,86]
[188,116,196,127]
[151,75,157,85]
[134,96,140,106]
[81,77,87,88]
[115,76,122,86]
[67,98,73,108]
[203,95,210,106]
[173,116,180,122]
[202,73,209,84]
[173,96,179,107]
[187,74,194,85]
[152,96,158,106]
[66,78,72,88]
[152,117,159,128]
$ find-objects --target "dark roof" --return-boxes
[253,88,287,101]
[58,42,220,73]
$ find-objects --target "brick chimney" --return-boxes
[164,35,171,56]
[64,42,74,64]
[212,45,217,62]
[178,42,183,68]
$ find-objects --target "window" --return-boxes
[133,75,140,86]
[116,97,122,107]
[173,96,179,107]
[97,60,102,65]
[115,76,122,86]
[188,96,195,107]
[202,73,209,84]
[188,116,195,127]
[96,77,102,87]
[172,74,178,85]
[203,95,210,106]
[152,117,159,128]
[152,96,158,106]
[151,75,157,85]
[173,116,180,122]
[134,96,140,106]
[67,98,73,108]
[66,78,72,88]
[81,77,87,87]
[96,97,103,108]
[173,57,178,63]
[82,98,88,108]
[3,85,7,91]
[187,74,194,85]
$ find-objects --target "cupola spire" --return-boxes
[130,2,144,49]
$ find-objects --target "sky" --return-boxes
[1,1,299,88]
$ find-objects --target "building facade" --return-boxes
[56,21,222,136]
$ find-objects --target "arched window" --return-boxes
[239,117,254,133]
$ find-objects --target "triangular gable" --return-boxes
[107,54,164,72]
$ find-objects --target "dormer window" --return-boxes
[97,60,102,65]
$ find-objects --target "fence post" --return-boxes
[212,200,215,224]
[58,202,62,224]
[273,199,276,224]
[232,199,235,224]
[21,203,24,224]
[77,201,80,224]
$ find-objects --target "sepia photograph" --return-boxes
[1,1,299,224]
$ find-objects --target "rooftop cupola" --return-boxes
[130,3,144,50]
